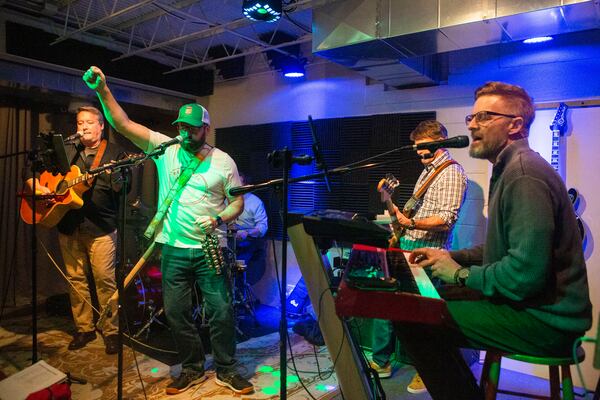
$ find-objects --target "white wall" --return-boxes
[206,41,600,388]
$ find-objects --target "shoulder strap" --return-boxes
[402,160,457,216]
[85,139,108,186]
[143,146,211,239]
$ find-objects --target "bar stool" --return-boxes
[480,347,585,400]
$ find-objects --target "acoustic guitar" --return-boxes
[20,165,106,228]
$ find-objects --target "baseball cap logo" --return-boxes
[185,106,193,115]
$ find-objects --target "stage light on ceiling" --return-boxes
[282,58,306,78]
[523,36,554,44]
[243,1,282,22]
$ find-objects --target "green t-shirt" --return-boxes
[147,130,241,248]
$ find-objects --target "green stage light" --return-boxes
[243,1,282,22]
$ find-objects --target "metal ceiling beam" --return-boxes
[3,8,183,67]
[166,35,312,74]
[52,0,155,44]
[111,0,323,60]
[114,0,198,30]
[115,2,299,62]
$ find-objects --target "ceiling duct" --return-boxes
[312,0,600,89]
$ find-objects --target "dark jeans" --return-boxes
[394,300,582,400]
[371,319,396,366]
[161,244,237,373]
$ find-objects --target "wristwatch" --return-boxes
[214,215,224,226]
[407,218,416,230]
[454,267,470,287]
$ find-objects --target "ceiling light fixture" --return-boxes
[522,36,554,44]
[282,58,306,78]
[243,1,282,23]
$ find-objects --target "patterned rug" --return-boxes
[0,315,341,399]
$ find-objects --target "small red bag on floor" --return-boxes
[26,382,71,400]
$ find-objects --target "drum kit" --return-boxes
[123,197,259,342]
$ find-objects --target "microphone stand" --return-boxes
[30,150,39,364]
[116,165,130,400]
[232,148,416,399]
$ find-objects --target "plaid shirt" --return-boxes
[399,150,467,250]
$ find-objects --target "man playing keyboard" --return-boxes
[397,82,592,399]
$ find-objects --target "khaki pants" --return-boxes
[59,228,118,335]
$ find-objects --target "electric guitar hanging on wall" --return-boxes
[20,165,108,228]
[550,102,568,180]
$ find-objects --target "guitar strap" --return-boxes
[143,147,210,239]
[402,159,457,216]
[81,139,108,186]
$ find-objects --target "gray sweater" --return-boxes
[451,139,592,334]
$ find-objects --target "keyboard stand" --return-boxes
[288,217,375,400]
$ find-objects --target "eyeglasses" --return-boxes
[465,111,518,126]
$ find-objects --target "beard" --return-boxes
[469,137,507,160]
[180,131,206,153]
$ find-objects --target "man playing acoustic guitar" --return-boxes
[371,120,467,394]
[25,106,123,354]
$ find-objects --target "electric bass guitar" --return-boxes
[20,165,107,228]
[377,174,406,247]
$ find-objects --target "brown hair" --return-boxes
[77,106,105,125]
[475,81,535,134]
[410,120,448,141]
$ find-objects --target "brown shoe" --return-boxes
[68,331,96,350]
[407,373,427,394]
[104,334,119,355]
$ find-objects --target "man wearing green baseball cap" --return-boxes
[83,66,253,396]
[172,103,211,153]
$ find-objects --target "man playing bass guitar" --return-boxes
[371,120,467,394]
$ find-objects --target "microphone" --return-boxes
[403,135,470,151]
[63,131,83,143]
[156,134,184,150]
[308,115,331,192]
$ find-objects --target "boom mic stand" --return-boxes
[229,142,442,399]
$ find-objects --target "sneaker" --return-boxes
[215,371,254,395]
[68,331,96,350]
[407,373,427,394]
[165,371,207,395]
[369,361,392,379]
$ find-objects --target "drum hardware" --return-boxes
[225,228,260,330]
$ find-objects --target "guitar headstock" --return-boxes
[377,174,399,202]
[550,103,569,136]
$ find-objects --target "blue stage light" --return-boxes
[282,58,306,78]
[523,36,554,44]
[243,1,282,22]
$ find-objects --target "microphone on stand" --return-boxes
[402,135,470,151]
[63,131,83,144]
[156,135,184,150]
[308,115,331,192]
